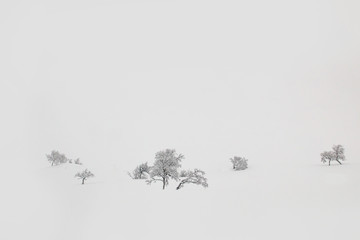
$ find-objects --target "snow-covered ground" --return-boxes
[1,158,359,240]
[1,0,360,239]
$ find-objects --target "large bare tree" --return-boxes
[147,149,183,190]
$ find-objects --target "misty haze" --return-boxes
[1,0,359,240]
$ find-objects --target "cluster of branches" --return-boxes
[321,145,345,166]
[46,151,91,184]
[46,150,82,166]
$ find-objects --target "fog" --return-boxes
[1,0,360,172]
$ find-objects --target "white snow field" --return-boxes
[2,159,360,240]
[1,0,360,239]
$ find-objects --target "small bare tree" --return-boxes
[321,144,345,166]
[46,150,68,166]
[75,169,94,184]
[147,149,184,190]
[230,156,248,170]
[128,162,151,179]
[176,169,208,190]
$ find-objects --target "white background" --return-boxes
[1,0,359,239]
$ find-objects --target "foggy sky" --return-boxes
[1,0,359,172]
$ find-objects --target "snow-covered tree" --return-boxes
[321,144,345,166]
[75,169,94,184]
[230,156,248,170]
[128,162,151,179]
[46,150,68,166]
[147,149,184,190]
[176,169,208,190]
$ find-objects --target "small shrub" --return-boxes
[74,158,82,165]
[230,156,248,170]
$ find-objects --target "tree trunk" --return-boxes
[162,178,166,190]
[176,180,186,190]
[329,160,331,166]
[82,178,85,184]
[336,160,342,165]
[176,183,182,190]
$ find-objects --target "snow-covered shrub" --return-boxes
[176,169,208,190]
[321,144,345,166]
[46,150,68,166]
[147,149,184,190]
[74,158,82,165]
[75,169,94,185]
[230,156,248,170]
[128,162,151,179]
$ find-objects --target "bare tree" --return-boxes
[147,149,184,190]
[176,169,208,190]
[320,151,334,166]
[128,162,151,179]
[75,169,94,184]
[46,150,68,166]
[321,144,345,166]
[332,145,346,164]
[230,156,248,170]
